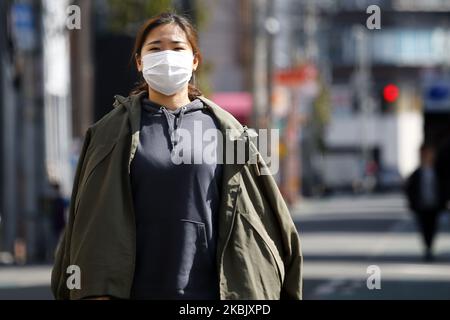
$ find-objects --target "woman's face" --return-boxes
[136,23,199,72]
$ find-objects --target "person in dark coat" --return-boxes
[51,183,67,240]
[435,138,450,211]
[405,144,443,261]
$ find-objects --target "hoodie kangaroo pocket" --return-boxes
[176,219,210,291]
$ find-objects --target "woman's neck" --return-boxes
[147,87,191,110]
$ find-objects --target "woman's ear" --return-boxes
[193,53,199,72]
[135,53,143,72]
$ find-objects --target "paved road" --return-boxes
[293,193,450,299]
[0,193,449,300]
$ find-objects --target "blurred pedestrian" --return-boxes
[50,183,67,241]
[41,182,67,262]
[51,12,302,300]
[405,144,443,261]
[436,137,450,211]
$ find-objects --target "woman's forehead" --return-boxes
[145,24,188,43]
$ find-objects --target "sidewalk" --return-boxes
[0,265,52,300]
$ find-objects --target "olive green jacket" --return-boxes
[51,91,303,300]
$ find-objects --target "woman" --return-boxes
[51,12,302,300]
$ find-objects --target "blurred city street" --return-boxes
[1,193,449,300]
[297,194,450,299]
[2,0,450,300]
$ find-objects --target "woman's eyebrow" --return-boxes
[144,40,187,46]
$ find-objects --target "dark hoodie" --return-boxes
[129,96,223,299]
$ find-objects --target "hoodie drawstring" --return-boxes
[160,105,187,150]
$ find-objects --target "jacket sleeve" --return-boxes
[51,127,93,300]
[249,144,303,300]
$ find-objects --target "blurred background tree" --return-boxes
[106,0,173,34]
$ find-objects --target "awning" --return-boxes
[210,92,253,119]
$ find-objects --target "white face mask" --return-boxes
[141,50,194,96]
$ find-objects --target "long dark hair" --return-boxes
[130,12,203,100]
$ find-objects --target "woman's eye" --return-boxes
[149,48,160,51]
[174,47,185,51]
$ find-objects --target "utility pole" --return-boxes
[252,0,272,130]
[300,0,319,197]
[1,0,18,258]
[17,0,41,262]
[71,0,94,138]
[353,25,374,192]
[265,0,280,131]
[304,0,318,64]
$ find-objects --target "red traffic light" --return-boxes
[383,84,399,103]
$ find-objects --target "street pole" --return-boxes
[10,0,43,262]
[302,0,319,197]
[71,0,94,138]
[22,51,38,262]
[304,0,318,64]
[353,25,374,192]
[0,0,18,257]
[252,0,269,130]
[265,0,280,131]
[21,1,40,262]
